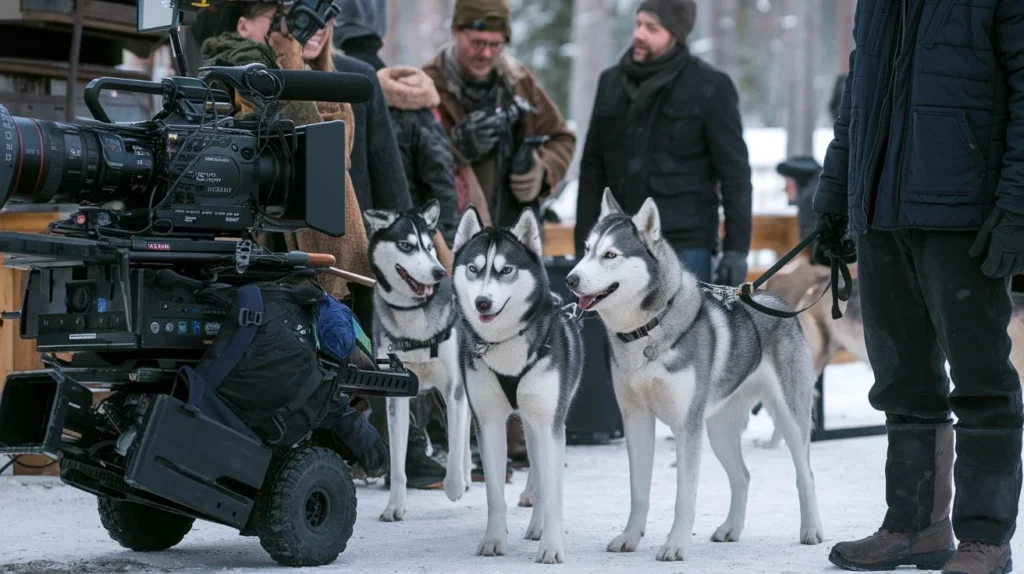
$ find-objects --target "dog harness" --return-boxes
[386,327,453,359]
[493,342,552,410]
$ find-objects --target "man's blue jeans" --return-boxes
[672,244,712,283]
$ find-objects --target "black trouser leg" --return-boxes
[858,230,954,533]
[905,230,1023,545]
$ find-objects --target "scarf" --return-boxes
[439,43,513,113]
[618,43,691,123]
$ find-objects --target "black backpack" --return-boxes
[180,281,335,447]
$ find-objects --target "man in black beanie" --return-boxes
[575,0,753,287]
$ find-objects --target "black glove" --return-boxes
[968,207,1024,278]
[714,250,748,286]
[813,212,856,266]
[451,109,504,162]
[357,436,390,479]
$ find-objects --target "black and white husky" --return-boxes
[565,189,824,562]
[451,206,583,564]
[363,200,471,522]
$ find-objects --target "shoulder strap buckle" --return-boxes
[239,307,264,327]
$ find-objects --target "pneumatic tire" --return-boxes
[97,497,195,551]
[255,446,357,567]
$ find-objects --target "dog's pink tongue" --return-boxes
[578,295,596,310]
[423,284,434,297]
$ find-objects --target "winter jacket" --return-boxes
[331,50,413,213]
[199,31,373,300]
[423,50,576,229]
[814,0,1024,234]
[575,50,753,256]
[377,66,461,246]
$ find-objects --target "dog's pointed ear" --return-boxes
[599,187,623,219]
[363,210,399,238]
[418,199,441,233]
[453,205,484,254]
[510,207,543,258]
[632,197,662,247]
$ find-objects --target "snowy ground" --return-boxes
[0,362,1015,574]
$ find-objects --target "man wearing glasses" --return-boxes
[422,0,575,229]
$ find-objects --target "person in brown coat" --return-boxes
[422,0,575,231]
[422,0,575,473]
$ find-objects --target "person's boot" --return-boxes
[829,422,957,571]
[943,426,1023,574]
[385,422,446,490]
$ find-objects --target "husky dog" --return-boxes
[565,189,824,562]
[450,206,583,564]
[363,199,472,522]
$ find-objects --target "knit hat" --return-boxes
[452,0,511,42]
[637,0,697,42]
[332,0,388,49]
[776,156,822,186]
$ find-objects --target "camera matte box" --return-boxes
[0,370,93,457]
[125,394,272,529]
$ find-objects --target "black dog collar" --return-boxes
[615,297,675,343]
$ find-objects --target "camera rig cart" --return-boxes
[0,1,415,567]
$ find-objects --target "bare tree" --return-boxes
[564,0,613,182]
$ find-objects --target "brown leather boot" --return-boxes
[829,518,957,571]
[942,541,1013,574]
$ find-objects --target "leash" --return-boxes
[733,224,853,320]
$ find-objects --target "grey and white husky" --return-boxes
[451,206,583,564]
[363,200,472,522]
[565,189,824,562]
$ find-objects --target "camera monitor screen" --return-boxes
[138,0,180,33]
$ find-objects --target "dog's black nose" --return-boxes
[475,297,492,313]
[432,268,445,281]
[566,274,580,289]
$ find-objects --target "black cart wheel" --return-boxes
[97,497,195,552]
[255,446,357,567]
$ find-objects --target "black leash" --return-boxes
[734,224,853,320]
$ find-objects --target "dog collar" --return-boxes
[615,297,675,343]
[387,327,453,358]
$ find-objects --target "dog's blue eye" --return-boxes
[468,264,478,273]
[398,242,414,252]
[604,252,617,259]
[501,265,513,275]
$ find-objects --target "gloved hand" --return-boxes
[714,250,748,286]
[451,109,504,162]
[357,436,390,479]
[968,207,1024,278]
[813,212,856,265]
[509,150,545,202]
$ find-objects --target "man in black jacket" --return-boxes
[575,0,752,285]
[815,1,1024,572]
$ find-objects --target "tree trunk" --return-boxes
[565,0,612,182]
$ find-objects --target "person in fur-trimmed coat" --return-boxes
[377,66,460,257]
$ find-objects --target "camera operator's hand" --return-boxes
[510,150,545,202]
[452,109,504,163]
[357,437,390,479]
[969,207,1024,278]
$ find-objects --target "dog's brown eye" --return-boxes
[604,252,617,259]
[468,264,479,274]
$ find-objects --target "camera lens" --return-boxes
[0,103,157,211]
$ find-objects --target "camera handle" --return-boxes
[84,78,163,124]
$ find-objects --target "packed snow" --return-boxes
[1,362,1016,573]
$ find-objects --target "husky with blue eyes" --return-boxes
[450,205,584,564]
[363,199,472,523]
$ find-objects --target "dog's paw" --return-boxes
[379,505,405,522]
[535,542,564,564]
[753,437,781,449]
[476,535,507,557]
[444,475,467,502]
[524,516,544,540]
[606,531,642,553]
[655,540,688,562]
[518,488,534,507]
[800,523,824,545]
[711,521,742,542]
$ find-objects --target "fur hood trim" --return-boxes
[377,65,441,110]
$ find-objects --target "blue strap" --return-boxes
[196,284,264,388]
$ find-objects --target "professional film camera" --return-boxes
[0,0,414,567]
